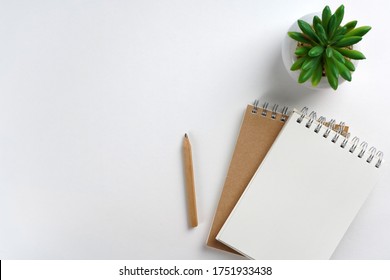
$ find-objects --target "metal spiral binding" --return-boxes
[375,151,383,168]
[252,101,289,122]
[261,102,269,116]
[349,137,359,153]
[314,116,326,133]
[252,100,259,114]
[323,119,335,138]
[366,147,376,163]
[271,104,278,119]
[358,142,368,158]
[340,133,350,148]
[297,107,384,168]
[305,111,317,128]
[281,106,289,122]
[297,107,308,123]
[331,122,345,143]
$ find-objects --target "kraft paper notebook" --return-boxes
[206,102,288,253]
[207,102,348,254]
[216,108,384,260]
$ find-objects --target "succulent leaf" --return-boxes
[313,16,322,33]
[288,32,312,44]
[325,56,339,90]
[313,16,322,27]
[344,59,356,71]
[302,56,320,71]
[334,26,347,37]
[333,36,362,47]
[326,47,333,58]
[298,66,315,84]
[344,20,358,32]
[326,73,338,90]
[331,48,346,63]
[311,62,323,86]
[298,20,320,43]
[290,56,307,71]
[330,34,345,44]
[315,23,328,43]
[295,47,310,56]
[327,14,339,39]
[334,5,345,28]
[325,56,339,77]
[321,6,332,31]
[335,47,366,60]
[332,57,352,81]
[326,71,338,90]
[308,46,324,57]
[345,26,371,37]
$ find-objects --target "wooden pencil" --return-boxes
[183,133,198,227]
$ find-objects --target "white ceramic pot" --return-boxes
[282,13,359,90]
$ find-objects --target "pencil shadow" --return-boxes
[181,149,192,230]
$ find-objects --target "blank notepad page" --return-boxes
[216,109,383,260]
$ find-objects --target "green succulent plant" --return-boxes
[288,5,371,90]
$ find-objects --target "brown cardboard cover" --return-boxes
[207,104,286,253]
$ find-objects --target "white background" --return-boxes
[0,0,389,259]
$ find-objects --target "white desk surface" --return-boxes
[0,0,389,259]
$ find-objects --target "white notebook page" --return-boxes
[216,109,382,259]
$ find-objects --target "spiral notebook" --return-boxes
[207,102,348,254]
[216,108,384,259]
[207,102,288,254]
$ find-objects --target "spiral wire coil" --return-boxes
[251,100,289,122]
[297,108,383,168]
[251,102,383,168]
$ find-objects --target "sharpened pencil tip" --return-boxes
[185,133,188,138]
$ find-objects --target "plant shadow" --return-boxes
[258,44,334,109]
